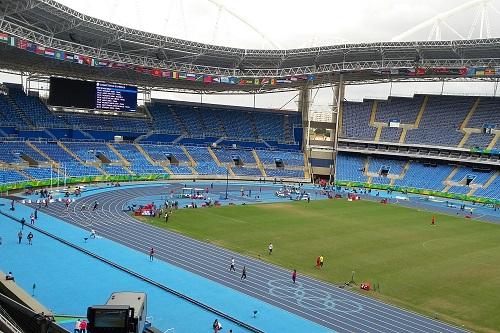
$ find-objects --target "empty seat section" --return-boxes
[0,169,27,183]
[405,96,473,146]
[112,143,165,174]
[0,141,47,163]
[335,154,367,182]
[342,101,377,140]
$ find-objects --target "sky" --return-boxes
[4,0,500,111]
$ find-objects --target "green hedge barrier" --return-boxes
[334,180,500,206]
[0,174,170,193]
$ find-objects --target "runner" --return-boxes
[268,242,273,255]
[320,255,324,268]
[149,248,155,261]
[292,269,297,284]
[316,256,321,269]
[90,229,96,239]
[229,258,235,272]
[92,201,99,211]
[240,266,247,280]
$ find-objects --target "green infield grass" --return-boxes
[135,199,500,333]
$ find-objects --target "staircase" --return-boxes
[283,115,294,142]
[207,147,222,166]
[5,95,33,127]
[43,129,57,140]
[169,107,190,135]
[443,166,461,192]
[134,143,158,166]
[75,128,95,140]
[252,150,267,177]
[226,164,236,177]
[26,141,56,164]
[460,97,480,131]
[17,168,34,180]
[470,171,500,196]
[248,113,259,140]
[107,143,134,175]
[181,146,197,166]
[487,131,500,150]
[374,126,383,142]
[390,161,411,186]
[134,130,155,143]
[58,141,107,175]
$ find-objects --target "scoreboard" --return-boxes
[95,83,137,112]
[49,77,137,112]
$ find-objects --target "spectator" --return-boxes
[74,319,81,333]
[80,319,87,333]
[5,272,14,281]
[27,232,34,245]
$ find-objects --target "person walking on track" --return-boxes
[149,248,155,261]
[292,269,297,284]
[27,232,34,245]
[17,230,23,244]
[241,266,247,280]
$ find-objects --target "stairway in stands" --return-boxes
[169,107,190,135]
[4,95,33,127]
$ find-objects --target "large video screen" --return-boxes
[49,77,137,112]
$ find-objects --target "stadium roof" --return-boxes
[2,0,500,93]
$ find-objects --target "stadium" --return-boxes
[0,0,499,332]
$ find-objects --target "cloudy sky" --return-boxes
[4,0,500,110]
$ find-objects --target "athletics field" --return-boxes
[136,199,500,333]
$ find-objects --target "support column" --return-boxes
[298,84,311,150]
[331,74,345,184]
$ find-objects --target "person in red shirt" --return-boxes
[80,320,88,333]
[316,256,321,269]
[292,269,297,284]
[431,216,435,226]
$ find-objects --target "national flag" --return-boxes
[74,54,83,64]
[26,42,37,53]
[238,79,246,85]
[203,75,212,83]
[96,60,109,67]
[151,68,161,77]
[220,76,230,84]
[307,74,316,81]
[17,39,28,50]
[195,74,204,81]
[55,50,66,60]
[84,57,95,66]
[44,48,55,58]
[475,67,485,76]
[186,73,196,81]
[261,78,269,85]
[65,53,74,62]
[111,62,126,69]
[161,70,171,78]
[466,67,475,76]
[36,46,45,55]
[276,78,291,84]
[270,78,276,85]
[254,78,260,85]
[0,33,8,43]
[179,72,187,80]
[212,76,220,83]
[229,77,238,84]
[458,67,467,76]
[172,72,179,79]
[390,69,399,75]
[8,36,16,47]
[484,68,495,75]
[290,76,298,82]
[416,67,426,76]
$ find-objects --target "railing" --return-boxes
[0,305,23,333]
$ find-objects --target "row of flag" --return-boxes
[373,66,500,77]
[0,33,316,86]
[3,32,498,82]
